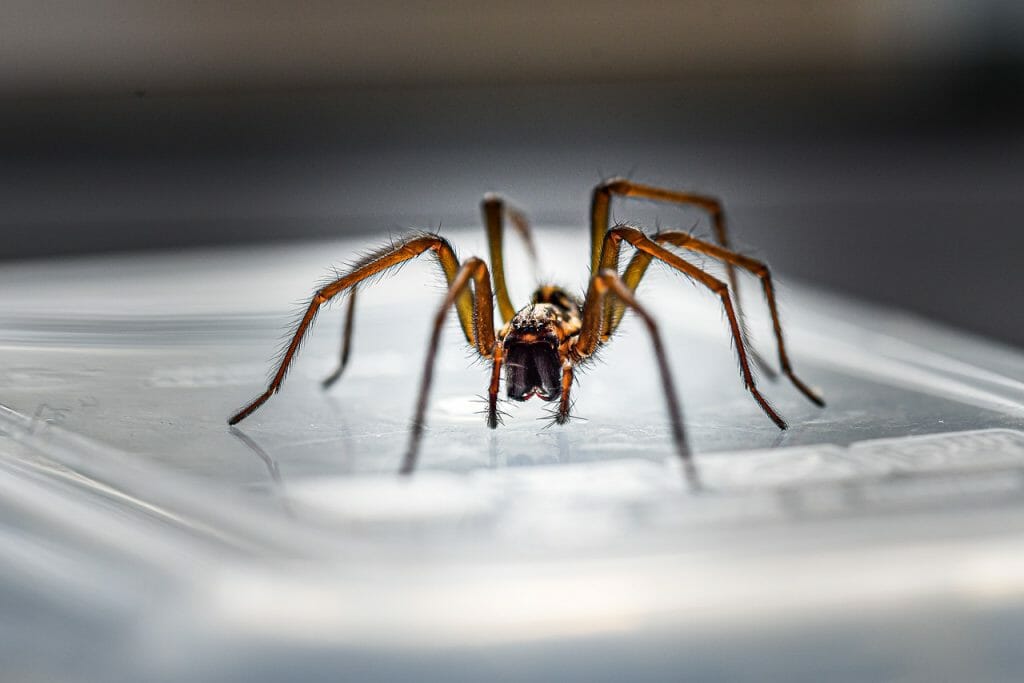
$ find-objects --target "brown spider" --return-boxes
[228,179,824,480]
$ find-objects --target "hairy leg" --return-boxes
[482,194,541,323]
[487,344,505,429]
[613,231,823,406]
[321,285,358,389]
[402,257,497,474]
[590,178,775,377]
[229,233,477,425]
[587,225,787,430]
[574,269,698,488]
[556,364,574,425]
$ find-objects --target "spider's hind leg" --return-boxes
[482,194,541,324]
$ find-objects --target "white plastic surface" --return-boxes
[2,228,1024,681]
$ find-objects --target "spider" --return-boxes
[228,179,824,480]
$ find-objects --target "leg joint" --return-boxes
[481,193,503,212]
[426,235,455,254]
[606,224,643,243]
[596,177,630,195]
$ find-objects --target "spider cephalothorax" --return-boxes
[229,179,824,483]
[501,286,581,402]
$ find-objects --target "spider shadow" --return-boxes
[229,426,294,518]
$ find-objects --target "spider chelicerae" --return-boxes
[229,179,824,482]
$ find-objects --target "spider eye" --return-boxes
[504,342,562,402]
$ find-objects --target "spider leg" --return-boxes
[613,231,824,407]
[482,194,541,323]
[322,197,535,389]
[590,178,775,378]
[487,343,504,429]
[591,179,722,274]
[321,285,358,388]
[574,269,698,487]
[229,233,478,425]
[555,364,574,425]
[592,225,787,430]
[403,257,497,474]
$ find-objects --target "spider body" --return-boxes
[501,287,581,405]
[229,179,824,482]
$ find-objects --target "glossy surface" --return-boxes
[2,228,1024,681]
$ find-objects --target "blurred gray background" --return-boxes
[1,1,1022,345]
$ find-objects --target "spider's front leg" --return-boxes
[597,225,788,430]
[403,257,498,474]
[323,194,537,389]
[574,269,698,486]
[229,233,477,425]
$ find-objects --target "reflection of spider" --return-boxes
[229,179,824,479]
